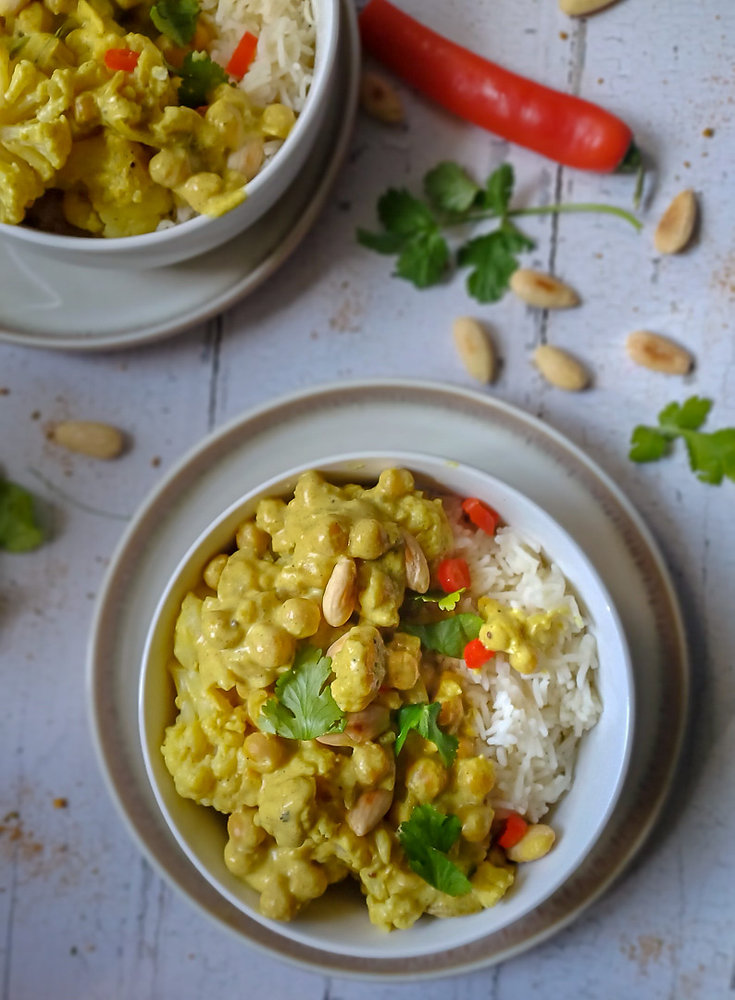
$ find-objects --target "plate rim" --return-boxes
[0,0,360,353]
[86,378,690,980]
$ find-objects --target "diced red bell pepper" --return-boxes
[437,556,471,592]
[463,637,494,670]
[226,30,258,79]
[461,496,500,535]
[104,48,140,72]
[497,812,528,850]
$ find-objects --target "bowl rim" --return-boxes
[137,448,636,958]
[0,0,341,254]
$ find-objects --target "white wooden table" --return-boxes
[2,1,734,997]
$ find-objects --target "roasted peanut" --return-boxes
[625,330,693,374]
[402,530,430,593]
[50,420,125,459]
[510,269,579,309]
[322,556,357,626]
[452,316,497,383]
[559,0,618,14]
[654,189,698,254]
[359,70,404,124]
[533,344,590,391]
[346,788,393,836]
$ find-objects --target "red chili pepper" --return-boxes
[359,0,638,173]
[104,48,140,72]
[461,497,500,536]
[437,557,471,593]
[463,637,494,670]
[497,812,528,850]
[226,30,258,80]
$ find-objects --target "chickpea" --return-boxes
[176,172,223,213]
[507,824,556,863]
[261,103,296,139]
[406,756,447,802]
[203,553,228,591]
[385,634,421,690]
[256,497,287,534]
[278,597,321,638]
[456,756,495,801]
[149,148,191,189]
[458,804,494,843]
[246,688,269,726]
[244,731,287,773]
[235,520,270,557]
[244,622,294,668]
[377,467,414,497]
[348,518,389,560]
[259,875,293,921]
[351,742,392,786]
[227,806,265,851]
[289,860,328,902]
[227,139,265,182]
[201,607,242,648]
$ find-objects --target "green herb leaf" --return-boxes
[395,702,458,766]
[477,163,515,216]
[423,161,480,215]
[398,804,472,896]
[150,0,199,46]
[414,588,465,611]
[378,188,436,236]
[355,229,407,255]
[394,230,449,288]
[629,396,735,485]
[402,613,483,658]
[259,646,345,740]
[0,478,43,552]
[177,50,227,107]
[457,224,534,303]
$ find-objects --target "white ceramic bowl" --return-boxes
[0,0,340,270]
[139,451,634,960]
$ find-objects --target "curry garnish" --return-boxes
[398,804,472,897]
[395,703,458,767]
[402,613,484,658]
[259,647,346,741]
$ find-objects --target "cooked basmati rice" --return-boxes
[202,0,316,111]
[443,500,601,824]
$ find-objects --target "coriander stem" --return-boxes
[456,202,643,232]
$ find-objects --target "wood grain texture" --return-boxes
[1,0,734,997]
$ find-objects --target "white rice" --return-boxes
[202,0,316,111]
[444,502,601,823]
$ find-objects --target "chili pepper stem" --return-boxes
[453,203,642,232]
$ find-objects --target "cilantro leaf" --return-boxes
[355,229,407,255]
[150,0,199,46]
[377,188,436,236]
[402,613,483,658]
[629,397,735,485]
[394,230,449,288]
[414,588,465,611]
[0,478,43,552]
[628,425,670,463]
[477,163,515,216]
[398,804,472,896]
[395,702,458,766]
[457,224,534,303]
[259,646,345,740]
[177,51,227,108]
[423,162,480,215]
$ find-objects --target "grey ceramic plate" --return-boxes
[87,380,689,980]
[0,0,359,352]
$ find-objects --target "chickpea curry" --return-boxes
[162,469,558,930]
[0,0,298,233]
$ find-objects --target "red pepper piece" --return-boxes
[461,497,500,536]
[463,637,494,670]
[359,0,636,173]
[104,48,140,72]
[497,812,528,850]
[226,30,258,80]
[437,557,471,593]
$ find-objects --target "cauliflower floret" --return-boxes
[0,116,72,180]
[0,147,44,223]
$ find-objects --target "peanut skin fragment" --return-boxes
[625,331,693,374]
[50,420,126,459]
[533,345,590,391]
[654,189,698,255]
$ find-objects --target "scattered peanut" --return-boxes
[402,530,430,593]
[510,269,580,309]
[559,0,618,15]
[654,189,698,255]
[533,344,590,391]
[322,556,357,627]
[346,788,393,837]
[625,330,693,374]
[50,420,125,459]
[359,70,404,124]
[507,823,556,862]
[452,316,497,383]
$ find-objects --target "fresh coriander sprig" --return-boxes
[629,396,735,484]
[394,702,458,766]
[357,161,641,303]
[398,804,472,896]
[0,477,43,552]
[259,646,345,740]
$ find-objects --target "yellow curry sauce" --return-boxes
[162,469,557,930]
[0,0,296,233]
